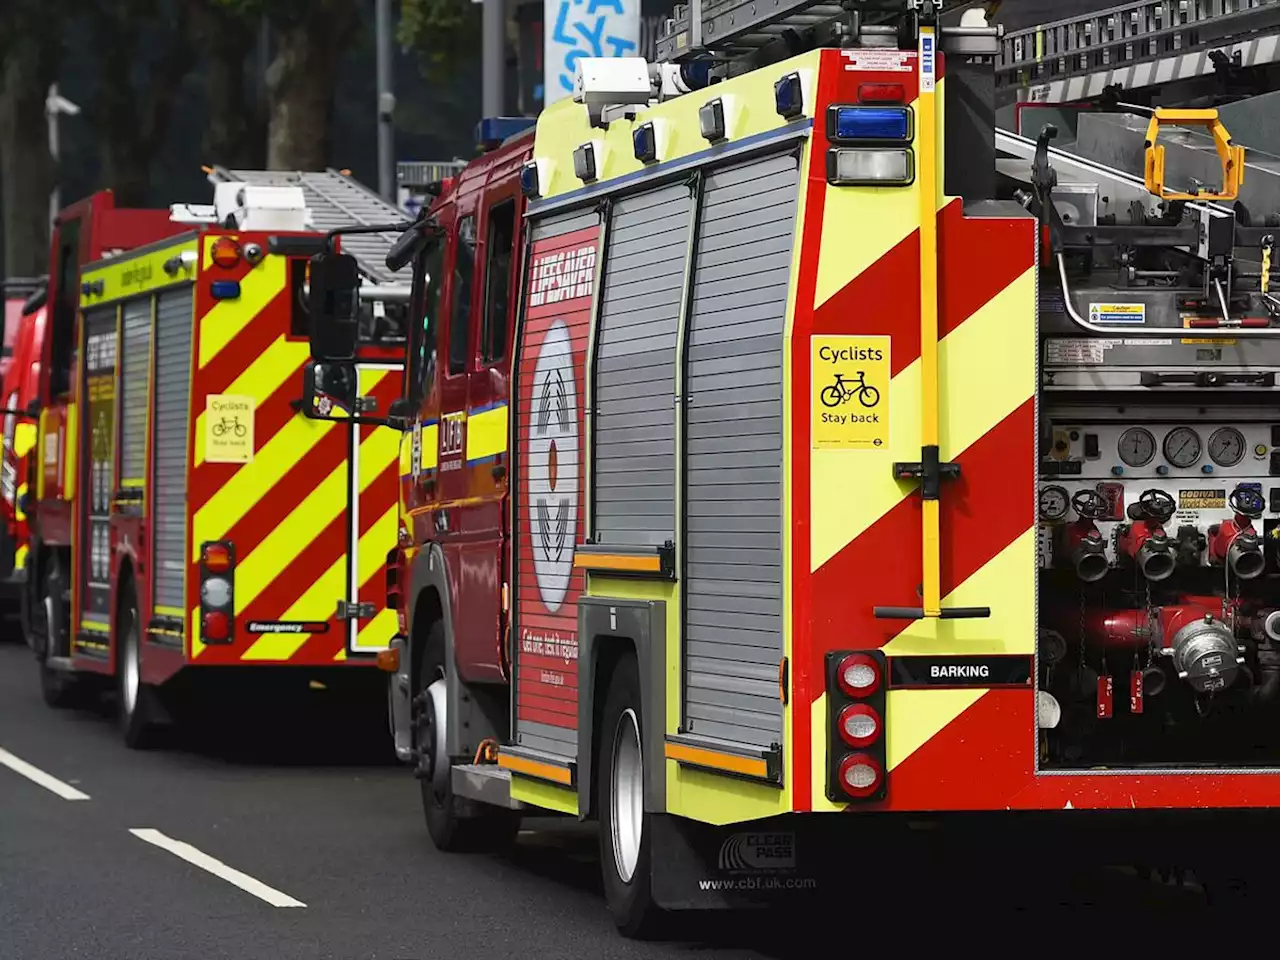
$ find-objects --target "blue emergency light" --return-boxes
[475,116,537,151]
[827,105,913,143]
[210,280,241,300]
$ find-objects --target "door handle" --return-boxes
[1139,371,1275,387]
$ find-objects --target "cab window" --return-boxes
[481,201,515,365]
[408,238,446,404]
[448,216,476,376]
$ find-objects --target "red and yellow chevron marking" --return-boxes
[790,52,1038,811]
[185,236,403,665]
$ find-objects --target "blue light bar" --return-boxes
[475,116,537,149]
[210,280,241,300]
[827,106,912,143]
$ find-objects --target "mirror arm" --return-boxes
[321,220,418,250]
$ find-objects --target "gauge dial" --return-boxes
[1163,426,1203,468]
[1117,427,1156,467]
[1208,426,1246,467]
[1038,485,1070,522]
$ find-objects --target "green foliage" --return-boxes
[399,0,481,81]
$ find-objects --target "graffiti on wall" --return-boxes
[543,0,641,105]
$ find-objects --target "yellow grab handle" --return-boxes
[1143,108,1245,202]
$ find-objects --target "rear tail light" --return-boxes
[826,649,888,803]
[837,753,884,799]
[210,237,242,269]
[826,148,914,186]
[199,540,236,644]
[858,82,906,104]
[202,610,231,642]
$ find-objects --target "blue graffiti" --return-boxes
[550,0,638,94]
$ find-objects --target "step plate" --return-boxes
[451,764,525,810]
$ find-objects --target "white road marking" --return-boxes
[129,829,306,908]
[0,747,90,800]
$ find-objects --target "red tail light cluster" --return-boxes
[199,540,236,644]
[826,650,887,803]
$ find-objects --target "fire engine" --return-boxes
[27,178,407,747]
[2,195,186,636]
[303,0,1280,930]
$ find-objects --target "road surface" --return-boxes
[0,639,1205,960]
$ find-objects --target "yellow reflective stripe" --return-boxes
[358,608,399,652]
[81,620,109,633]
[78,239,197,305]
[239,431,399,661]
[465,404,508,461]
[155,605,184,618]
[64,403,77,499]
[421,423,439,470]
[192,416,338,561]
[194,336,311,466]
[14,422,36,459]
[14,544,28,571]
[197,256,288,368]
[398,432,413,477]
[15,482,26,522]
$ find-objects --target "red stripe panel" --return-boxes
[809,397,1035,651]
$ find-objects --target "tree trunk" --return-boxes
[0,42,56,278]
[90,2,195,207]
[194,2,267,170]
[265,2,360,170]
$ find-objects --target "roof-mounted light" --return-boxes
[633,122,657,164]
[573,142,597,183]
[774,72,804,120]
[699,98,725,142]
[475,116,537,151]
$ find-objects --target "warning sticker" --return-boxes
[1089,302,1146,325]
[840,49,911,72]
[811,335,889,450]
[1181,338,1238,345]
[205,394,255,464]
[1044,338,1122,364]
[1178,488,1226,510]
[918,29,936,92]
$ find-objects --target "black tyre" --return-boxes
[116,584,162,749]
[597,655,663,939]
[37,561,80,709]
[417,620,520,851]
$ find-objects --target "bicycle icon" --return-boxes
[820,372,880,409]
[212,416,247,439]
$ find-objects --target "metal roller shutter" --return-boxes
[682,149,799,748]
[153,286,194,614]
[592,182,692,546]
[120,297,151,485]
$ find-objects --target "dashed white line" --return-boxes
[0,747,90,800]
[129,829,306,908]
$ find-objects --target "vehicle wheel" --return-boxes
[597,655,663,939]
[417,620,520,851]
[116,585,162,749]
[37,563,80,709]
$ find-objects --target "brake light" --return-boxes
[837,753,884,799]
[199,541,236,645]
[837,703,881,748]
[836,652,881,697]
[203,542,232,573]
[858,82,905,104]
[210,237,242,269]
[202,610,230,641]
[826,649,888,803]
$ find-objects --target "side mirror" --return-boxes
[301,360,359,421]
[386,225,426,273]
[307,250,360,361]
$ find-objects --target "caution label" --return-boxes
[1089,302,1146,325]
[1178,488,1226,510]
[205,394,255,464]
[811,335,889,450]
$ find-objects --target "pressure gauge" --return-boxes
[1116,427,1156,467]
[1208,426,1246,467]
[1038,485,1070,522]
[1163,426,1203,468]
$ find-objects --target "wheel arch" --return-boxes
[576,596,668,821]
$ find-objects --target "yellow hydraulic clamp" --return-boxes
[1143,107,1245,202]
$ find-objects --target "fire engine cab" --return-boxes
[304,0,1280,930]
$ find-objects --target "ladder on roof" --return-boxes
[208,166,407,286]
[996,0,1280,100]
[654,0,995,65]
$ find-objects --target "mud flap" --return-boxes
[648,814,827,911]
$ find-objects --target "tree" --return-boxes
[214,0,363,170]
[399,0,481,83]
[0,1,63,278]
[191,0,268,170]
[83,0,199,206]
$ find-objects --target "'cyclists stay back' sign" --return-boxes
[205,394,256,464]
[811,335,889,449]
